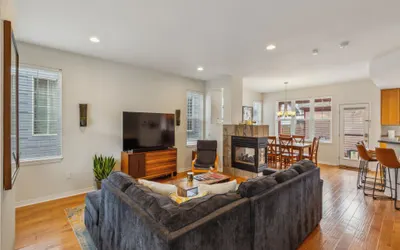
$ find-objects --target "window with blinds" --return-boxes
[314,98,332,142]
[15,65,62,161]
[295,100,310,139]
[186,91,204,145]
[275,97,332,142]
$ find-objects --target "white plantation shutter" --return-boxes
[295,100,310,139]
[186,91,204,145]
[314,98,332,142]
[16,66,62,161]
[343,107,366,159]
[253,101,262,124]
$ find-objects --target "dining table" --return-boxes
[270,141,312,160]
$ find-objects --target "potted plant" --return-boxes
[93,154,116,189]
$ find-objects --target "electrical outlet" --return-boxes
[66,172,72,179]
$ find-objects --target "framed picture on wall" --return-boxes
[3,20,20,190]
[242,106,253,122]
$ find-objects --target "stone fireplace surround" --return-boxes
[223,124,269,178]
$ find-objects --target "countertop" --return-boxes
[378,137,400,144]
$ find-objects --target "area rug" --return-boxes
[65,205,97,250]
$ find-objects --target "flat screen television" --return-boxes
[122,112,175,152]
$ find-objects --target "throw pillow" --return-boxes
[138,179,177,196]
[274,169,299,183]
[198,180,237,194]
[169,191,209,204]
[238,176,278,198]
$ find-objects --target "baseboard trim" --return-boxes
[15,186,95,208]
[318,161,339,166]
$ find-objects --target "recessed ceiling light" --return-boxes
[197,66,204,71]
[265,44,276,51]
[312,49,319,56]
[339,41,349,49]
[89,36,100,43]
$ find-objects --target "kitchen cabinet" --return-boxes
[381,88,400,125]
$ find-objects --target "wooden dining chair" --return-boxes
[302,137,320,165]
[292,135,305,158]
[292,135,305,143]
[267,136,279,168]
[279,136,298,169]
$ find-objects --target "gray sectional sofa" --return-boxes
[85,160,323,250]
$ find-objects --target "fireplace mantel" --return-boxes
[223,124,269,177]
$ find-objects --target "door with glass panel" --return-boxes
[339,104,370,167]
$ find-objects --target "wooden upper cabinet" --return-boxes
[381,88,400,125]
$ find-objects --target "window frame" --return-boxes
[186,90,204,146]
[18,64,63,164]
[32,77,59,136]
[274,96,332,143]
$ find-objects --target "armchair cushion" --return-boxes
[194,162,214,169]
[196,140,217,165]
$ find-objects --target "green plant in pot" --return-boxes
[93,154,116,189]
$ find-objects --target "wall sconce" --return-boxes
[79,104,88,127]
[175,109,181,126]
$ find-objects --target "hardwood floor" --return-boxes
[15,165,400,250]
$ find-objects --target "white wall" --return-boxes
[15,42,205,204]
[242,87,262,107]
[263,79,380,165]
[370,48,400,89]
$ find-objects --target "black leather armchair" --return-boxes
[192,140,219,173]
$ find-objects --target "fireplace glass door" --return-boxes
[235,147,256,165]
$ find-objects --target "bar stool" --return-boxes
[356,143,384,196]
[375,147,400,210]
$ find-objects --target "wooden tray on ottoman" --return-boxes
[169,172,231,197]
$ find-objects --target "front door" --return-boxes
[339,103,370,167]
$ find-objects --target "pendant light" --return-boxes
[276,82,296,118]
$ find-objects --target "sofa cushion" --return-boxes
[263,168,278,176]
[85,190,101,224]
[274,169,299,183]
[198,180,237,194]
[163,193,241,231]
[138,179,177,196]
[238,176,278,198]
[107,171,136,192]
[290,160,317,174]
[124,183,240,231]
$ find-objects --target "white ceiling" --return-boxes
[14,0,400,92]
